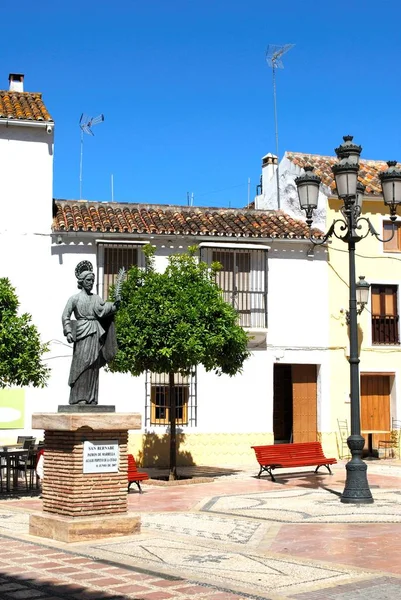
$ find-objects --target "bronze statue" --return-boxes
[62,261,120,405]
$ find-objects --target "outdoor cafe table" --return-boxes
[361,430,390,458]
[0,449,30,492]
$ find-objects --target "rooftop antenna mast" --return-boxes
[266,43,294,210]
[79,113,104,199]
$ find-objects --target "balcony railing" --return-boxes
[372,315,400,345]
[220,289,267,328]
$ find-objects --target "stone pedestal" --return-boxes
[29,411,141,542]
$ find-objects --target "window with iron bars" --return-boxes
[145,370,197,427]
[96,242,145,299]
[200,246,268,328]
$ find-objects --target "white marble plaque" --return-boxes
[83,440,119,473]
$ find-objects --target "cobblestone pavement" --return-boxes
[1,462,401,599]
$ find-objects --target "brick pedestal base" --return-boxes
[29,411,141,542]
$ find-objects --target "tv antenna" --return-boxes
[79,113,104,199]
[266,43,294,209]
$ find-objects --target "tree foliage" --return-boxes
[111,246,250,479]
[110,245,250,377]
[0,278,50,388]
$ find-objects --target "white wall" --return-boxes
[267,241,329,348]
[0,123,54,439]
[0,125,53,235]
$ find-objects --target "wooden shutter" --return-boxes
[383,222,401,252]
[292,365,317,443]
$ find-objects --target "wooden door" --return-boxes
[292,365,317,443]
[361,375,391,446]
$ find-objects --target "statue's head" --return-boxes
[75,260,95,290]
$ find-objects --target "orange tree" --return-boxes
[0,278,49,388]
[110,245,250,479]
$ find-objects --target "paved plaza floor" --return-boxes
[1,460,401,599]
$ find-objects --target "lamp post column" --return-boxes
[341,236,373,503]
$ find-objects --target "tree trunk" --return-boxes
[169,371,177,480]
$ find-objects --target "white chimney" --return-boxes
[261,153,278,195]
[8,73,24,92]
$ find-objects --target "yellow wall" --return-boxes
[327,197,401,441]
[128,432,274,467]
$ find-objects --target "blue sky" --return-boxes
[2,1,401,208]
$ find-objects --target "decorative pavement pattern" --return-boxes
[90,536,373,597]
[200,488,401,523]
[141,512,264,544]
[2,465,401,598]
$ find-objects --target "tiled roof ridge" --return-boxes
[54,198,279,215]
[286,150,395,166]
[53,199,321,239]
[0,90,53,122]
[0,90,43,98]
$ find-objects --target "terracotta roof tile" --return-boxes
[286,152,399,196]
[0,91,53,122]
[53,200,321,239]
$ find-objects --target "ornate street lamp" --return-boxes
[295,136,401,504]
[355,275,370,308]
[344,276,370,325]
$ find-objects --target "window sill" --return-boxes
[369,344,401,348]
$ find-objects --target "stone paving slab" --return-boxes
[289,576,401,599]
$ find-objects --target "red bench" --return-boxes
[127,454,150,493]
[251,442,337,482]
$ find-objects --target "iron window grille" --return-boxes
[371,284,400,345]
[97,242,145,299]
[145,370,197,427]
[200,246,268,328]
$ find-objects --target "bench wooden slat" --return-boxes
[251,442,337,482]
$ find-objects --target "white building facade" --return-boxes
[0,76,333,466]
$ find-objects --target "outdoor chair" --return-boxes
[17,436,36,446]
[379,419,401,459]
[0,454,6,492]
[23,439,35,449]
[15,448,38,489]
[337,419,350,459]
